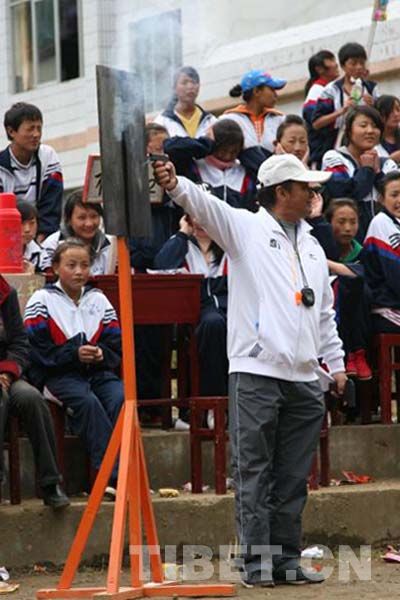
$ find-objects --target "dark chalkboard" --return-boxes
[96,65,151,238]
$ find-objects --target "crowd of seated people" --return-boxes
[2,35,400,507]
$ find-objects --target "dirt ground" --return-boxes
[5,557,400,600]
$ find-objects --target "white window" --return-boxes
[130,10,182,113]
[10,0,82,93]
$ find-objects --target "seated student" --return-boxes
[24,239,124,486]
[17,201,50,273]
[375,95,400,163]
[164,119,257,211]
[311,42,379,167]
[154,66,216,138]
[0,275,69,508]
[273,115,339,260]
[362,171,400,333]
[43,190,116,276]
[322,105,397,241]
[0,102,63,240]
[154,214,228,429]
[303,50,339,166]
[325,199,372,379]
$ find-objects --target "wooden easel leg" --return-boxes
[106,402,136,594]
[128,425,142,588]
[58,408,125,590]
[138,434,163,583]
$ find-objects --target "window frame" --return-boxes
[9,0,82,93]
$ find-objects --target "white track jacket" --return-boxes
[169,178,344,382]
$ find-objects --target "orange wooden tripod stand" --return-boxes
[37,239,236,599]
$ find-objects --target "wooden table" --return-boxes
[94,274,203,426]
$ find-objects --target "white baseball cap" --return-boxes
[257,154,331,187]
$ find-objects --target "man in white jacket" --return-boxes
[155,154,347,587]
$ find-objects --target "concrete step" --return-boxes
[3,424,400,499]
[2,479,400,568]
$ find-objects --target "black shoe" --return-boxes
[42,484,70,509]
[274,566,326,585]
[241,572,275,589]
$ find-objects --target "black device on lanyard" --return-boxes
[300,285,316,308]
[293,227,315,308]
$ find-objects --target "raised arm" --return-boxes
[153,161,253,259]
[154,215,192,270]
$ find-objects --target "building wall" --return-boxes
[0,0,105,186]
[0,0,400,189]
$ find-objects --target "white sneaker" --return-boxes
[207,410,215,430]
[104,486,116,501]
[174,418,190,431]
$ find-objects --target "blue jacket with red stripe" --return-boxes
[24,282,121,388]
[322,147,397,241]
[0,144,63,236]
[164,136,258,211]
[361,209,400,309]
[302,78,330,166]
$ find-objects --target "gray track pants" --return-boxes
[229,372,325,578]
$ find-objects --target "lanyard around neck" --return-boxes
[279,221,310,290]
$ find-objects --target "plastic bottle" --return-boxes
[350,78,363,104]
[0,193,23,273]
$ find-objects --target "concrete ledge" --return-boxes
[330,425,400,479]
[4,425,400,499]
[3,480,400,568]
[3,431,219,498]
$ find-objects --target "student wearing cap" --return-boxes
[154,154,346,587]
[220,69,286,165]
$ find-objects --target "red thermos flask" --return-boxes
[0,193,23,273]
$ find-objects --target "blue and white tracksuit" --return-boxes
[322,147,397,241]
[362,209,400,332]
[0,144,63,236]
[24,283,124,479]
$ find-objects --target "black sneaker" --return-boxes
[42,484,70,509]
[240,572,275,588]
[274,566,326,585]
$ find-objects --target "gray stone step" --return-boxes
[2,480,400,568]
